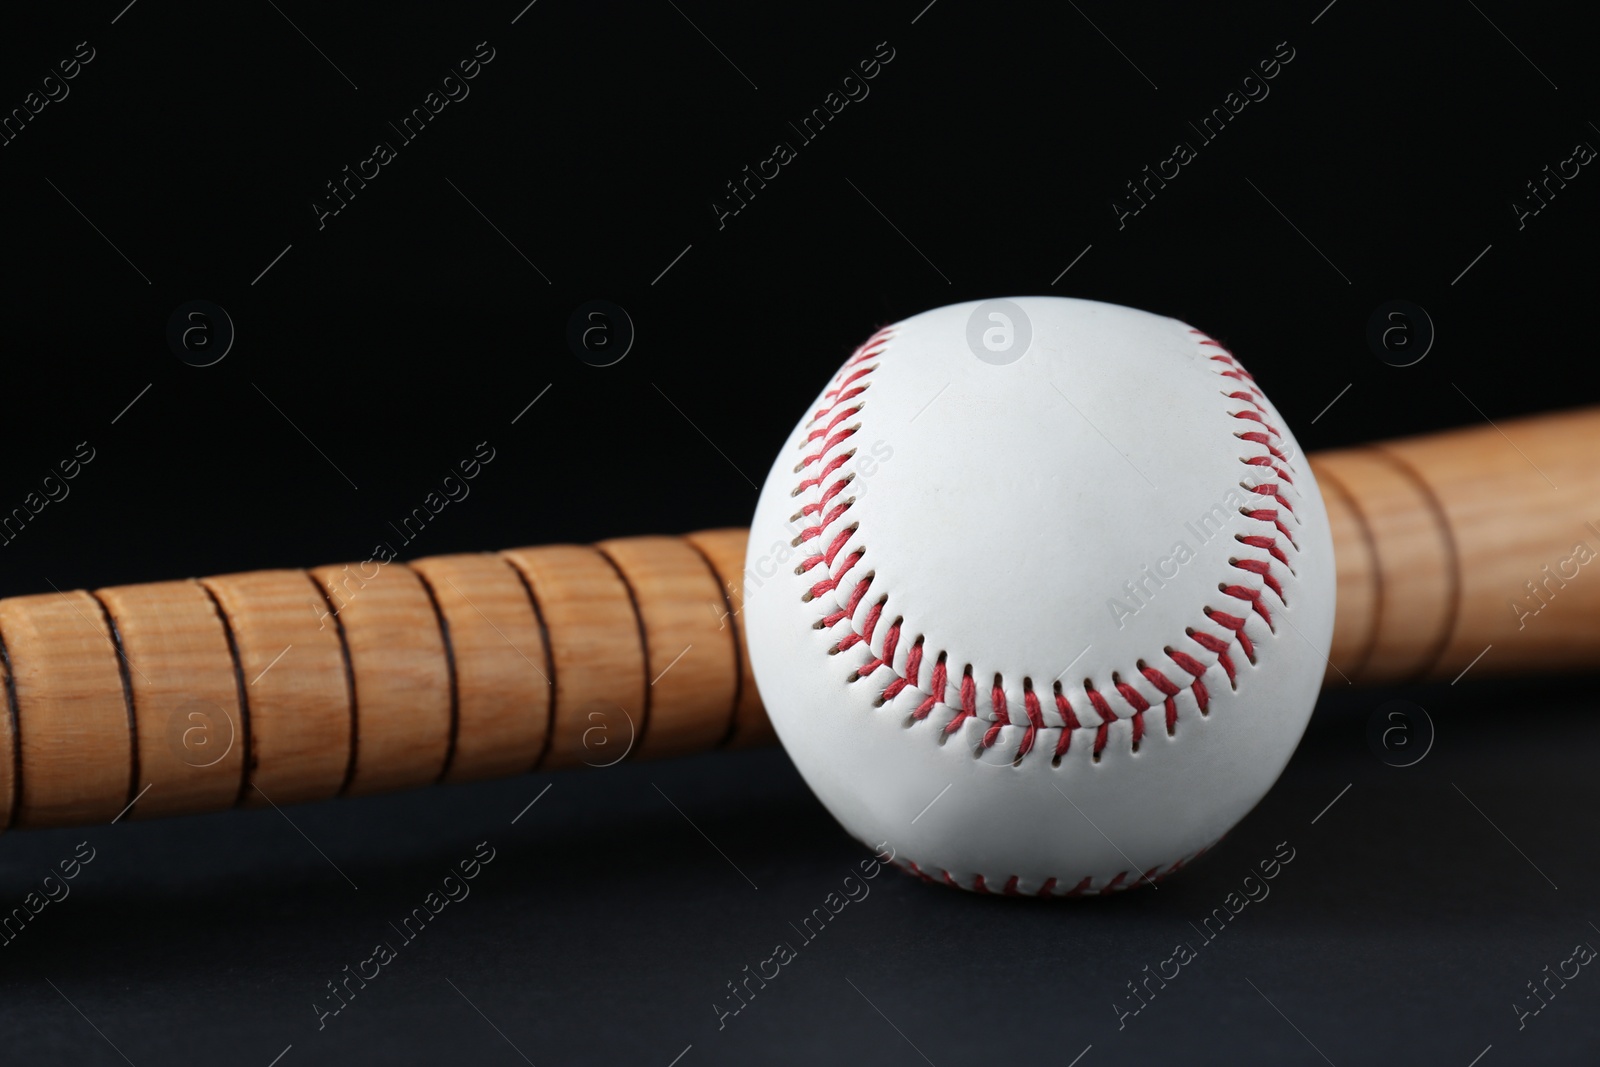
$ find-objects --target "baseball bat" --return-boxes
[0,407,1595,833]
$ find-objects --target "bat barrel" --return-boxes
[1314,406,1600,685]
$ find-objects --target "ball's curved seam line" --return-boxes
[897,839,1214,897]
[788,326,1304,771]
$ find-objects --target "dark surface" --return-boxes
[1,1,1598,1063]
[2,684,1599,1065]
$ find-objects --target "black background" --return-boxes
[2,1,1598,1064]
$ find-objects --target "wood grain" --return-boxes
[683,527,773,749]
[500,545,646,772]
[409,553,551,783]
[1314,448,1456,682]
[597,535,738,760]
[0,590,132,827]
[1316,406,1600,684]
[200,570,351,807]
[95,580,244,819]
[0,650,13,829]
[308,562,452,795]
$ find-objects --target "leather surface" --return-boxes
[746,297,1336,893]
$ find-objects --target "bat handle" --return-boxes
[1315,406,1600,685]
[0,531,768,830]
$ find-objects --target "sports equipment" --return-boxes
[745,297,1333,894]
[2,295,1598,900]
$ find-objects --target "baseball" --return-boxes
[745,296,1336,895]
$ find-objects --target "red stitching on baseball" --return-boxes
[1052,682,1079,762]
[1017,679,1044,760]
[793,450,855,495]
[1237,430,1290,464]
[1142,664,1181,735]
[803,402,866,449]
[791,326,1301,764]
[1237,533,1289,566]
[911,652,946,721]
[890,841,1211,897]
[946,668,977,737]
[983,674,1009,750]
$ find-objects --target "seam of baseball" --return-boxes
[789,325,1304,766]
[897,839,1215,896]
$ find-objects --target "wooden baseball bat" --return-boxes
[0,408,1596,833]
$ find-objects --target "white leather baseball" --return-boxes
[744,296,1335,895]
